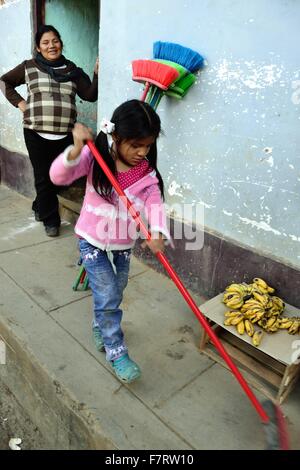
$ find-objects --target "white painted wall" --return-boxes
[98,0,300,267]
[0,0,32,153]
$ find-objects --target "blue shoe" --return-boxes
[110,354,141,383]
[92,326,105,352]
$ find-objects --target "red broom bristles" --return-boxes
[132,59,179,90]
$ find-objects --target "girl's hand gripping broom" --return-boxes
[86,138,290,451]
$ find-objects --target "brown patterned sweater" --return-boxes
[0,59,98,134]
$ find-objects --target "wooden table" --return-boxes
[199,293,300,403]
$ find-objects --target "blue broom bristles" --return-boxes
[153,41,204,73]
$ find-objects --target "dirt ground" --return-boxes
[0,380,48,450]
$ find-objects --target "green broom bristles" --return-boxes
[153,59,189,83]
[142,59,188,107]
[165,73,196,97]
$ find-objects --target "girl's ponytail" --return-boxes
[93,131,116,201]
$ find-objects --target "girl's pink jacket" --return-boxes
[50,145,170,250]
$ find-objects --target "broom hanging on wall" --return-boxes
[132,41,205,109]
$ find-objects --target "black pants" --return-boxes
[24,129,73,227]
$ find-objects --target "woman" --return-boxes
[0,25,98,237]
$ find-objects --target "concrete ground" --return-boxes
[0,184,299,450]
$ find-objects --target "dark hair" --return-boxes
[93,99,164,201]
[35,25,63,49]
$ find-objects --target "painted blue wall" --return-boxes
[98,0,300,268]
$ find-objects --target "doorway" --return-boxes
[43,0,99,132]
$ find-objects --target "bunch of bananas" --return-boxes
[276,317,300,334]
[222,283,250,310]
[222,277,299,347]
[223,310,265,346]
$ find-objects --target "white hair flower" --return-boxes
[100,118,115,135]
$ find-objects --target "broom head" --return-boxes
[164,90,182,100]
[172,73,196,94]
[132,59,179,90]
[153,59,188,83]
[262,400,289,450]
[153,41,204,73]
[165,73,196,99]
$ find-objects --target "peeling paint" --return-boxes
[214,59,284,90]
[168,181,183,198]
[265,156,274,167]
[289,234,300,242]
[223,210,233,216]
[199,200,215,209]
[238,216,281,236]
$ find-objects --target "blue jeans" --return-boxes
[78,239,131,361]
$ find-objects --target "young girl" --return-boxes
[50,99,170,384]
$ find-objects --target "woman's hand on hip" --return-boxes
[18,100,27,113]
[69,123,94,160]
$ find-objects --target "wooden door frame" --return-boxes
[33,0,45,33]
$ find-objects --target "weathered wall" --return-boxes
[0,0,34,196]
[0,0,32,154]
[1,0,300,271]
[98,0,300,269]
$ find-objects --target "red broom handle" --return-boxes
[140,82,151,102]
[87,139,269,424]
